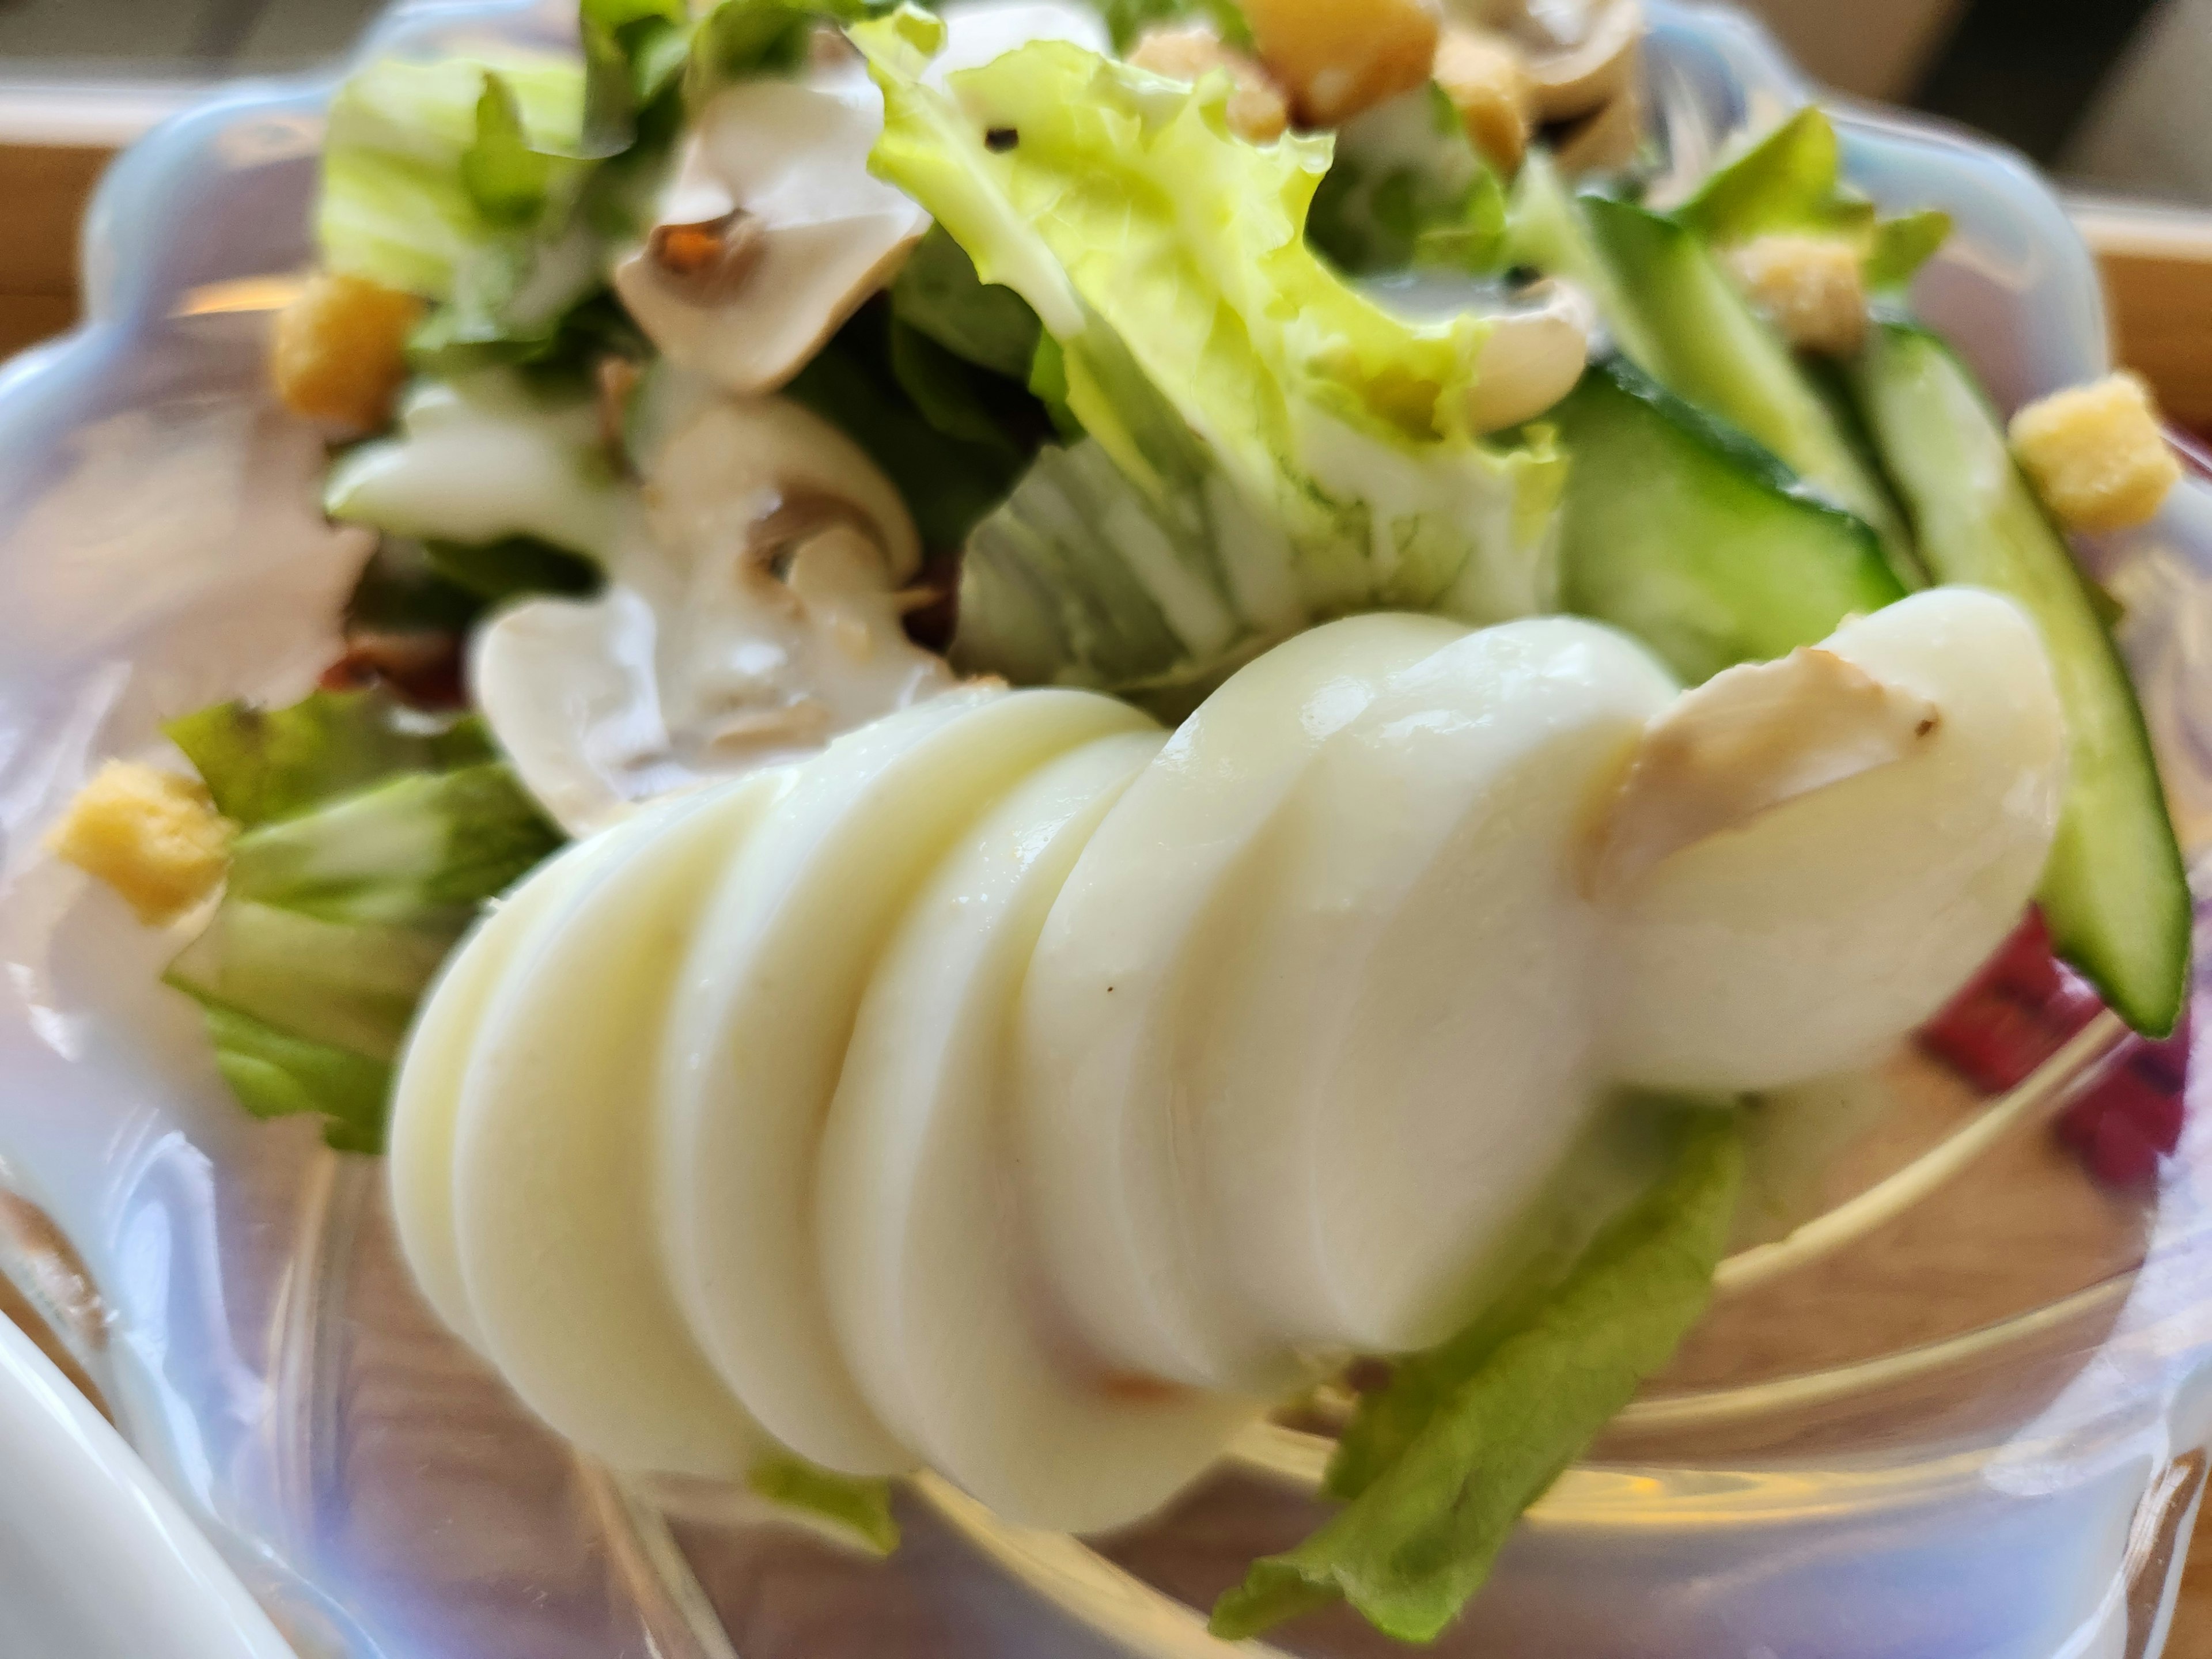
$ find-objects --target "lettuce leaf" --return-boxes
[164,691,563,1151]
[319,50,594,302]
[1210,1105,1745,1645]
[580,0,692,157]
[747,1458,902,1555]
[892,224,1044,381]
[1308,85,1507,278]
[857,24,1566,695]
[1675,107,1950,291]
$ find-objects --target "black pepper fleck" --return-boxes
[984,126,1019,152]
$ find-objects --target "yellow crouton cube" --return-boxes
[1129,24,1291,142]
[270,271,423,431]
[1433,25,1531,171]
[1722,233,1868,357]
[1241,0,1440,127]
[46,762,234,926]
[2009,372,2181,533]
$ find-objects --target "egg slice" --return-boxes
[1603,586,2067,1089]
[1017,614,1469,1392]
[449,772,789,1478]
[818,728,1263,1532]
[660,686,1154,1474]
[388,825,646,1350]
[1199,617,1679,1359]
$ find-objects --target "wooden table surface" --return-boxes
[3,140,2212,1656]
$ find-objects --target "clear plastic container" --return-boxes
[1,5,2210,1656]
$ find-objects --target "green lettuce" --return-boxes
[1675,106,1951,292]
[319,49,595,304]
[1308,85,1507,278]
[747,1458,902,1555]
[1211,1106,1745,1644]
[787,298,1049,551]
[164,691,563,1152]
[857,20,1566,697]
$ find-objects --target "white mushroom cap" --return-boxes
[1361,271,1597,431]
[613,76,931,397]
[612,3,1109,400]
[475,394,951,836]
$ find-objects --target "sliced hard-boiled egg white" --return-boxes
[387,821,657,1351]
[450,772,789,1479]
[817,727,1263,1532]
[1017,613,1469,1393]
[1199,617,1677,1358]
[659,685,1156,1474]
[1600,586,2067,1090]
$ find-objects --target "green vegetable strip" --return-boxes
[1847,322,2190,1035]
[164,690,564,1150]
[1211,1108,1745,1645]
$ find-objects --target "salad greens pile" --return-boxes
[162,692,560,1152]
[115,0,2190,1638]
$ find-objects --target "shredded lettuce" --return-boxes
[1211,1106,1744,1644]
[1308,85,1507,278]
[857,22,1565,696]
[1675,107,1951,291]
[164,691,563,1152]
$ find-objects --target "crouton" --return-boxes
[1433,25,1531,172]
[46,761,234,926]
[2009,372,2181,533]
[1722,233,1868,357]
[270,271,423,431]
[1240,0,1440,127]
[1128,24,1291,143]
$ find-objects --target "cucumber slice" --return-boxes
[1582,197,1917,584]
[1554,355,1904,685]
[1847,320,2188,1035]
[1502,151,1660,372]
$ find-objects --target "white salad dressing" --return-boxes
[393,588,2067,1528]
[475,391,953,836]
[323,370,624,560]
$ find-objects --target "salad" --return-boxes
[36,0,2194,1643]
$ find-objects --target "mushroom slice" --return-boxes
[614,76,930,396]
[1589,644,1940,900]
[474,394,948,836]
[1363,272,1596,432]
[1517,0,1642,123]
[1469,276,1596,431]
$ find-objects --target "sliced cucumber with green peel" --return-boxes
[1502,152,1660,372]
[1554,355,1905,684]
[1581,196,1918,584]
[1847,319,2188,1035]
